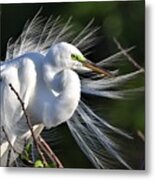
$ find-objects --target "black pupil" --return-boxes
[72,54,77,59]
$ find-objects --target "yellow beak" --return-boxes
[82,60,113,77]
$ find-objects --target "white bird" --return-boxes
[0,12,144,168]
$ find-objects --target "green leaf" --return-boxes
[25,143,32,154]
[34,160,44,168]
[45,162,57,168]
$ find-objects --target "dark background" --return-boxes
[0,1,145,169]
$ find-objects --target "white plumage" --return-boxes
[0,12,143,168]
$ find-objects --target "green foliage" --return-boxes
[18,142,57,168]
[20,143,32,162]
[33,159,57,168]
[34,160,44,168]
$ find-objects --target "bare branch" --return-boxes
[113,38,144,71]
[2,126,20,155]
[9,83,63,168]
[38,135,63,168]
[2,126,20,167]
[9,83,46,165]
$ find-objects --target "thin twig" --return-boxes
[2,126,20,155]
[37,140,57,167]
[6,149,11,166]
[9,83,63,168]
[113,37,144,71]
[9,83,46,165]
[2,126,20,167]
[38,135,63,168]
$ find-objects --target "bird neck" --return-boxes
[43,53,69,90]
[42,58,59,90]
[41,51,81,128]
[43,69,81,128]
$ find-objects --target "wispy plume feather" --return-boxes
[68,101,132,169]
[3,10,144,168]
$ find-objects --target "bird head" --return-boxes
[47,42,112,77]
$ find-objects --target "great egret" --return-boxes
[0,12,144,168]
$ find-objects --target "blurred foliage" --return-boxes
[18,142,57,168]
[0,1,145,169]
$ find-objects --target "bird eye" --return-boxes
[71,53,86,63]
[71,54,78,60]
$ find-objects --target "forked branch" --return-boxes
[8,83,63,168]
[113,37,144,71]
